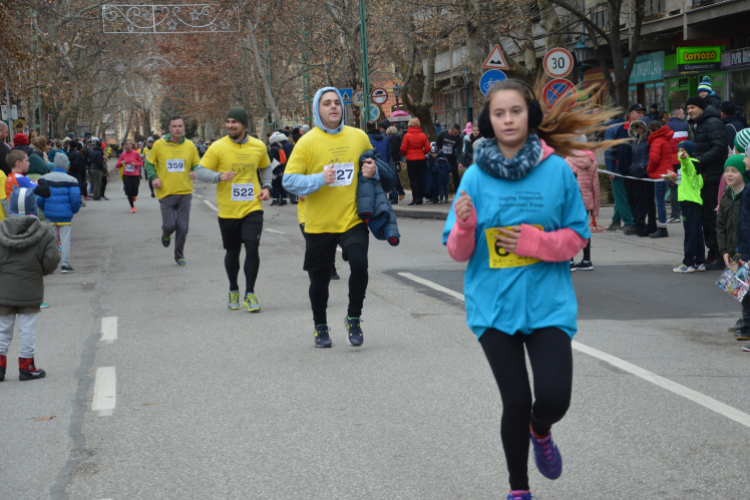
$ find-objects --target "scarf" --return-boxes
[473,133,543,180]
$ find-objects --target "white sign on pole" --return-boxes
[353,90,365,107]
[482,45,509,70]
[11,105,17,120]
[370,87,388,105]
[1,106,7,121]
[543,48,574,78]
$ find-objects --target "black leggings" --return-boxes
[309,243,367,324]
[406,159,427,202]
[225,243,260,294]
[479,327,573,491]
[123,176,140,208]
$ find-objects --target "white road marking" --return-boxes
[265,228,285,235]
[100,317,117,343]
[204,200,218,212]
[398,272,750,428]
[92,367,116,417]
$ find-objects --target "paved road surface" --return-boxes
[2,174,749,499]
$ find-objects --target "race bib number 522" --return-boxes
[166,159,185,172]
[231,183,255,202]
[330,163,355,187]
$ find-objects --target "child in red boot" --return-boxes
[0,186,60,381]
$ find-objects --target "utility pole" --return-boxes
[30,10,42,134]
[359,0,370,123]
[300,0,311,124]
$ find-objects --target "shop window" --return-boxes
[727,70,750,123]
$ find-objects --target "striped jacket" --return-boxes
[667,117,689,167]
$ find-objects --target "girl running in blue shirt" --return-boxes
[443,80,621,500]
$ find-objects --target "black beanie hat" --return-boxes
[685,96,706,110]
[720,101,737,115]
[227,106,248,127]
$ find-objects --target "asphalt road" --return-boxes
[2,173,749,500]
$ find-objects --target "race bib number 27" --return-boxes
[166,159,185,173]
[231,183,255,202]
[329,163,355,187]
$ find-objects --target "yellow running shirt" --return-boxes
[285,126,372,234]
[199,135,271,219]
[147,137,199,199]
[297,197,305,225]
[0,171,6,221]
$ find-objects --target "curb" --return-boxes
[392,207,448,220]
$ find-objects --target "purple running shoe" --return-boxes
[530,427,563,480]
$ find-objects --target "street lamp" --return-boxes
[573,37,589,86]
[393,83,400,111]
[462,69,471,124]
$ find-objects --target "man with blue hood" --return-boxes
[283,87,380,349]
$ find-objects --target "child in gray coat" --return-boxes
[0,186,60,382]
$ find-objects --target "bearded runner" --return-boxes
[192,106,273,312]
[144,117,200,266]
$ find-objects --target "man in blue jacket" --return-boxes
[366,120,390,165]
[604,115,631,231]
[37,153,81,273]
[611,104,646,235]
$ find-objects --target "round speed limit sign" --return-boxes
[352,90,365,107]
[543,48,573,78]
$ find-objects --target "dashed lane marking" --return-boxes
[100,317,117,343]
[92,367,116,417]
[397,272,750,428]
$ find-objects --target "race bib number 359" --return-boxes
[166,159,185,173]
[330,163,355,187]
[231,183,255,202]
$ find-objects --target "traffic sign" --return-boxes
[353,90,365,107]
[370,104,380,120]
[371,87,388,105]
[543,48,574,78]
[479,69,507,96]
[338,88,353,104]
[13,119,25,132]
[482,44,509,70]
[542,78,576,109]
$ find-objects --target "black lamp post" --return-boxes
[573,37,589,86]
[462,69,471,123]
[393,83,400,111]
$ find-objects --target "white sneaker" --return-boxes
[673,264,695,274]
[694,263,706,272]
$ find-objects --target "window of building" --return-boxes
[727,69,750,122]
[590,4,610,29]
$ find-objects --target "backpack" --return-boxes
[277,147,287,165]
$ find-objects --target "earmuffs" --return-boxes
[478,80,544,138]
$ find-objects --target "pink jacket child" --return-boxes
[116,150,144,176]
[565,150,600,217]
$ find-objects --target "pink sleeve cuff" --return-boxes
[515,224,588,262]
[447,205,477,262]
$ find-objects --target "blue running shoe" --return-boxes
[530,427,563,480]
[507,491,534,500]
[175,258,187,267]
[314,324,332,348]
[161,233,171,248]
[345,316,363,346]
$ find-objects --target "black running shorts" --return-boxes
[218,211,264,251]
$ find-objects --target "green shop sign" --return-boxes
[623,51,665,84]
[677,46,721,72]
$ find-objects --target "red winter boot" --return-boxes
[0,355,6,382]
[19,357,46,381]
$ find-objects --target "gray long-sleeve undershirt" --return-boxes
[193,165,273,191]
[1,199,9,218]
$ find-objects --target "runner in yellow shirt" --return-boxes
[192,106,272,312]
[144,117,200,266]
[0,170,7,220]
[283,87,379,348]
[141,137,155,197]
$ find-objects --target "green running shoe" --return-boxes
[228,291,241,310]
[161,233,171,248]
[175,258,187,267]
[244,293,261,313]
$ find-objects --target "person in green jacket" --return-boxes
[674,141,706,273]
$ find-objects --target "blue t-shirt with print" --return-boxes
[442,154,591,340]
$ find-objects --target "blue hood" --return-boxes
[313,87,344,135]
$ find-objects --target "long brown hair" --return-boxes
[482,79,627,158]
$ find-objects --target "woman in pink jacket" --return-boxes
[115,140,144,213]
[565,145,599,270]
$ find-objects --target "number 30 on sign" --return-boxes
[543,48,573,78]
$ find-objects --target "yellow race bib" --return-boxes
[485,226,543,269]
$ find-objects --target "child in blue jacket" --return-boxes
[433,152,452,203]
[37,154,81,273]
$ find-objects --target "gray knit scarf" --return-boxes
[473,134,544,180]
